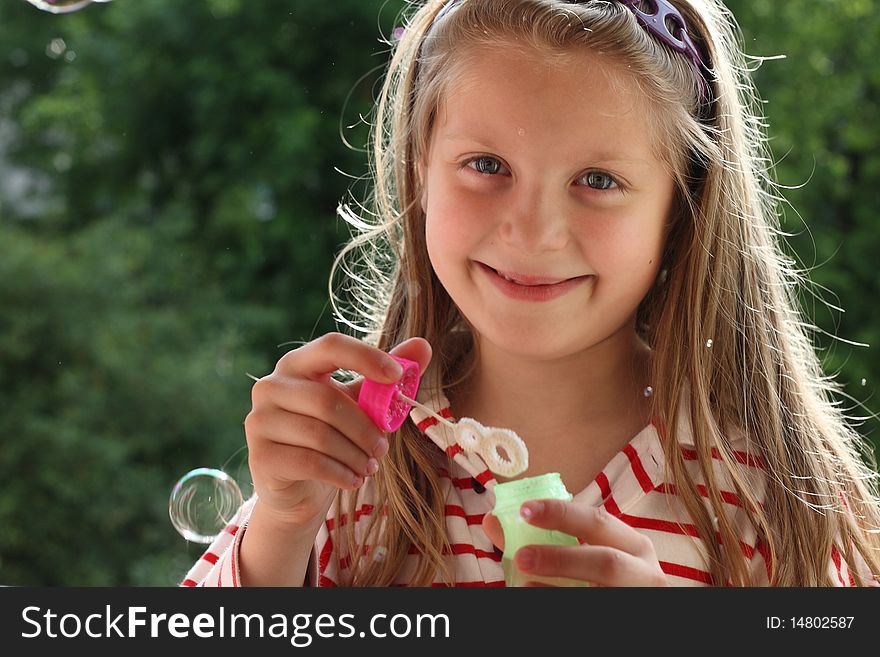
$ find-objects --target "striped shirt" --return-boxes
[181,385,878,587]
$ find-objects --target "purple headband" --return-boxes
[429,0,711,108]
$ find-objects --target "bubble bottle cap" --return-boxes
[357,355,421,432]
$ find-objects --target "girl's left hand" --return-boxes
[482,498,669,587]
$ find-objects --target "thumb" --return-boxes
[482,511,505,551]
[343,337,433,400]
[387,336,432,376]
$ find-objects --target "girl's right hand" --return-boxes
[244,333,432,532]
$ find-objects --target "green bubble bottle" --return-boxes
[493,472,588,587]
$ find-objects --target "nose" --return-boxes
[498,182,570,254]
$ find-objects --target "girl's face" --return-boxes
[422,44,676,360]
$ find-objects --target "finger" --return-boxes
[245,374,388,467]
[276,332,407,389]
[481,511,504,551]
[520,499,651,556]
[390,337,433,378]
[344,336,434,400]
[515,544,666,587]
[249,439,365,492]
[246,409,380,479]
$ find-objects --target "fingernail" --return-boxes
[517,548,536,571]
[520,501,542,520]
[373,437,389,458]
[383,357,404,379]
[365,458,379,475]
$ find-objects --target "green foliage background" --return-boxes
[0,0,877,585]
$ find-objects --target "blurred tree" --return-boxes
[727,0,880,447]
[0,0,405,585]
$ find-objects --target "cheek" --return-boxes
[582,217,665,287]
[424,207,464,282]
[424,191,488,261]
[424,216,444,274]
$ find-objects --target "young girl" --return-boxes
[182,0,880,587]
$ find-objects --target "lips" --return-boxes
[476,261,591,302]
[495,269,568,287]
[485,264,576,286]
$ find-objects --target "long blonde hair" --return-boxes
[328,0,880,586]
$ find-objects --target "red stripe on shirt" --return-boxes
[438,469,478,490]
[754,539,773,582]
[830,545,848,586]
[318,525,334,579]
[629,514,755,560]
[406,543,501,562]
[653,415,765,469]
[445,505,485,525]
[623,443,656,492]
[446,443,464,459]
[181,579,197,587]
[598,472,755,559]
[201,551,219,565]
[596,471,624,516]
[680,446,766,470]
[655,482,755,510]
[416,407,454,432]
[623,513,701,538]
[438,468,493,492]
[450,543,501,561]
[328,503,483,537]
[325,504,375,531]
[474,469,494,485]
[339,539,502,571]
[659,561,715,585]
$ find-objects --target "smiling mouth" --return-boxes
[482,263,584,286]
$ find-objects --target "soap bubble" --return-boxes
[26,0,112,14]
[169,468,243,544]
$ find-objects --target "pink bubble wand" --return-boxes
[357,356,529,477]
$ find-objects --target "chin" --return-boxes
[475,323,583,361]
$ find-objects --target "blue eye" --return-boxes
[581,171,618,190]
[467,156,505,175]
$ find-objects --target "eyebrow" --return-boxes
[441,133,652,166]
